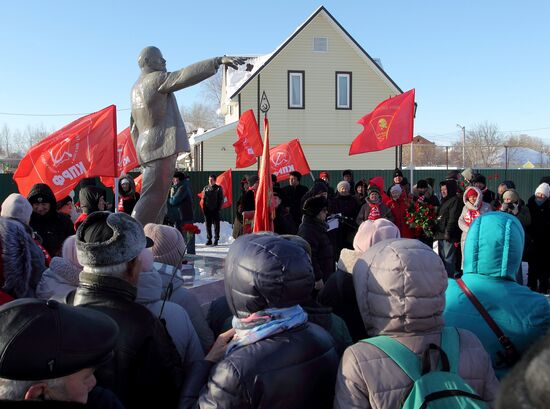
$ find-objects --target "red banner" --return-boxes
[270,139,311,182]
[349,89,415,155]
[254,118,273,232]
[14,105,117,200]
[233,109,263,168]
[100,127,140,189]
[197,169,233,210]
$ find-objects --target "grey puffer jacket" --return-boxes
[334,238,499,409]
[136,270,204,363]
[192,234,340,409]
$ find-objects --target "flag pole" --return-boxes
[114,177,119,213]
[409,140,414,194]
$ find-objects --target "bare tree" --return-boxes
[452,122,503,168]
[180,102,223,132]
[201,69,223,106]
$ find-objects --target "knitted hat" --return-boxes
[353,219,401,253]
[1,194,33,225]
[502,189,519,203]
[390,184,402,195]
[465,188,478,199]
[303,196,328,217]
[319,171,329,179]
[143,223,186,267]
[62,235,82,269]
[336,181,350,193]
[76,212,149,269]
[393,168,403,178]
[535,183,550,198]
[367,185,381,196]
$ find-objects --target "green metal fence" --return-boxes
[2,168,549,223]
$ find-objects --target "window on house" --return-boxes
[288,71,305,109]
[336,72,352,109]
[313,37,328,52]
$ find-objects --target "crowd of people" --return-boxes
[0,168,549,408]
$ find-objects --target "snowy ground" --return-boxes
[194,221,232,259]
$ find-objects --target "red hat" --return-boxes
[319,171,329,179]
[465,189,478,199]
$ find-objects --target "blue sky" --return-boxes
[1,0,549,146]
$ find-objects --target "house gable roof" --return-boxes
[229,6,402,100]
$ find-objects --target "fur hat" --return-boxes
[1,194,33,225]
[502,189,519,203]
[303,196,328,217]
[535,183,550,198]
[393,168,403,178]
[353,219,400,253]
[336,181,350,193]
[143,223,186,267]
[0,299,118,381]
[76,211,148,269]
[461,167,474,182]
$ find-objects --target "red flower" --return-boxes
[182,224,201,234]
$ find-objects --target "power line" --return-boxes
[0,108,131,117]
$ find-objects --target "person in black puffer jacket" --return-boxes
[27,183,75,257]
[195,233,339,409]
[298,196,335,285]
[434,179,463,278]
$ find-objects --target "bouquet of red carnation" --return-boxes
[405,201,437,238]
[181,223,201,235]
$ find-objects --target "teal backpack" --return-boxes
[362,327,488,409]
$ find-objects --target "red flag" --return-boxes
[270,139,311,182]
[14,105,117,200]
[100,127,140,189]
[233,109,263,168]
[349,89,415,155]
[253,118,273,232]
[197,169,233,210]
[134,174,143,194]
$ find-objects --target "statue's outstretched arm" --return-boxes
[158,57,245,94]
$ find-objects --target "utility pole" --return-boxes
[456,124,466,168]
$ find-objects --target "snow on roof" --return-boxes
[188,121,238,146]
[225,54,272,104]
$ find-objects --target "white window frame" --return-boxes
[288,71,305,109]
[336,72,352,110]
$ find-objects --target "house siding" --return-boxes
[212,9,401,170]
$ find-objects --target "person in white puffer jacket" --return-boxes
[36,235,81,301]
[144,223,215,352]
[135,248,204,363]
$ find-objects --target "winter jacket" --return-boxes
[388,196,414,238]
[458,186,492,253]
[168,178,194,224]
[154,261,215,352]
[355,200,394,225]
[36,256,80,301]
[202,183,223,212]
[334,238,499,409]
[136,270,204,363]
[434,181,463,242]
[194,234,340,409]
[445,212,550,378]
[28,183,75,257]
[71,272,193,409]
[117,175,140,215]
[74,185,107,230]
[298,214,334,281]
[318,249,367,342]
[281,183,309,227]
[525,195,550,264]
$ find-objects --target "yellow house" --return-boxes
[191,6,404,172]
